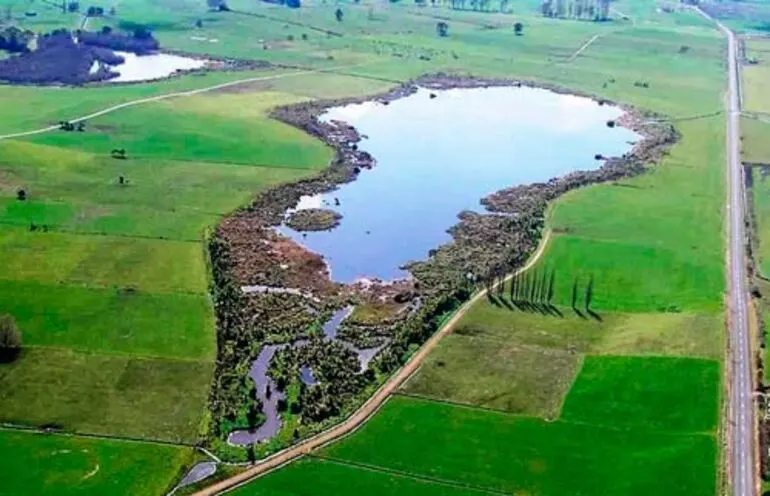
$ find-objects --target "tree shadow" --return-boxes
[0,348,20,364]
[571,307,588,319]
[586,309,602,321]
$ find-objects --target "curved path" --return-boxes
[0,65,359,141]
[193,231,552,496]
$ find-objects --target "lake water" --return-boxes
[279,87,639,282]
[94,51,206,83]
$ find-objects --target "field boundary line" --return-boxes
[191,230,552,496]
[393,390,557,418]
[0,424,196,448]
[308,454,510,496]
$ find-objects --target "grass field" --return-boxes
[741,116,770,164]
[743,39,770,114]
[320,396,716,496]
[0,429,191,496]
[751,166,770,277]
[560,355,720,432]
[231,457,487,496]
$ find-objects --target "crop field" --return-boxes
[0,429,192,496]
[0,0,731,493]
[741,116,770,164]
[751,167,770,277]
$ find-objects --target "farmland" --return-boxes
[0,0,730,493]
[0,429,193,496]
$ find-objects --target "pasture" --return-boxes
[0,429,191,496]
[321,396,717,496]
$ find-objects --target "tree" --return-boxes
[584,274,594,311]
[195,19,203,28]
[16,189,26,201]
[287,0,301,8]
[514,22,523,35]
[335,7,343,22]
[547,270,556,304]
[0,314,21,362]
[571,277,578,310]
[436,21,449,37]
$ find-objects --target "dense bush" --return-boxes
[0,27,34,53]
[0,314,22,363]
[0,30,123,85]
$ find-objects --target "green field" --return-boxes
[0,429,191,496]
[320,396,716,496]
[752,166,770,277]
[744,39,770,114]
[560,355,720,432]
[231,457,487,496]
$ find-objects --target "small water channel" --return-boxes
[279,86,639,282]
[91,51,207,83]
[228,306,386,446]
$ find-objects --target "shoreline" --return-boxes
[220,72,676,294]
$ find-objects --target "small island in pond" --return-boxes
[285,208,342,232]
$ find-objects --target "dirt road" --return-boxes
[193,231,551,496]
[0,65,360,141]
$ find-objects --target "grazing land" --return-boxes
[320,396,717,496]
[0,0,731,493]
[0,429,192,496]
[230,457,487,496]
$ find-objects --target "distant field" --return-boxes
[321,396,717,496]
[560,355,721,432]
[0,429,190,496]
[27,92,332,167]
[752,166,770,277]
[231,457,486,496]
[744,40,770,114]
[741,117,770,164]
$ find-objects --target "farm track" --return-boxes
[191,231,551,496]
[567,33,601,62]
[0,63,384,141]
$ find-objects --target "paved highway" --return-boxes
[718,15,757,496]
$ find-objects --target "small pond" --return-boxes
[93,51,207,83]
[279,86,639,282]
[228,306,385,445]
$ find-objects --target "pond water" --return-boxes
[94,51,206,83]
[279,87,639,283]
[229,306,384,445]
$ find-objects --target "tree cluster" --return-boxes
[541,0,610,21]
[0,27,34,53]
[78,26,160,55]
[0,29,122,85]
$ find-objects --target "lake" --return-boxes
[93,51,207,83]
[279,86,639,283]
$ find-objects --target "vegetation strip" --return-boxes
[191,233,551,496]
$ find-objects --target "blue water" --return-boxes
[280,87,638,282]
